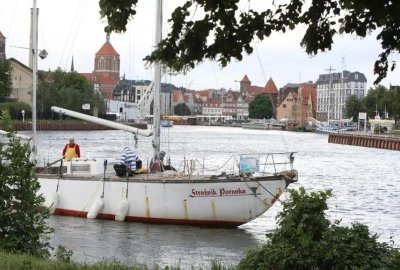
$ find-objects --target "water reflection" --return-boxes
[49,216,261,268]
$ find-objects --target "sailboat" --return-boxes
[33,0,298,226]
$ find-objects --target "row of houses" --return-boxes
[1,30,368,126]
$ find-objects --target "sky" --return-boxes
[0,0,399,91]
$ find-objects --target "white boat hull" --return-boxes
[38,174,293,226]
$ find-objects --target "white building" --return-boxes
[316,70,367,121]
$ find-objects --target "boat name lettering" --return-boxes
[190,188,246,197]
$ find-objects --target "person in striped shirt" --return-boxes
[121,147,138,173]
[114,147,139,177]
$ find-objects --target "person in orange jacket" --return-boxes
[62,138,81,161]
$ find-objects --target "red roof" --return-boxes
[248,85,264,95]
[264,78,278,94]
[300,83,317,107]
[241,74,251,83]
[173,89,182,103]
[196,89,210,96]
[0,31,5,39]
[96,42,119,56]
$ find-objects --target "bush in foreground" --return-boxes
[0,111,52,258]
[238,188,400,270]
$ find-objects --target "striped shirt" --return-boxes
[121,148,138,171]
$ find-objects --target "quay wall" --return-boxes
[5,122,148,131]
[328,133,400,151]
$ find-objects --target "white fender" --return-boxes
[46,192,59,215]
[115,198,130,221]
[87,198,104,219]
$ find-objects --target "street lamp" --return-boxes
[21,110,25,122]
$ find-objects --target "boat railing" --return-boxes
[175,152,296,176]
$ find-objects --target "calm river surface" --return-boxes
[31,126,399,269]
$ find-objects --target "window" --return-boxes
[355,74,358,79]
[283,104,287,108]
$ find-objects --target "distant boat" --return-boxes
[161,120,173,127]
[242,119,284,130]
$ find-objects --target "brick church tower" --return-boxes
[94,34,120,82]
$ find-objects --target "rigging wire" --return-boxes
[255,44,289,152]
[64,0,87,70]
[58,0,82,68]
[6,0,18,41]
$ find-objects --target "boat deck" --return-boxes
[36,169,289,183]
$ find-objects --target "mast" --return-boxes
[325,66,335,123]
[32,0,38,161]
[152,0,162,164]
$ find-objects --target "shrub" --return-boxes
[0,111,52,258]
[238,188,400,270]
[0,101,31,119]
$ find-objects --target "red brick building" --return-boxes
[81,34,120,100]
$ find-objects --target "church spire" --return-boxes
[70,55,75,72]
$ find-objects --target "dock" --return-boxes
[328,132,400,151]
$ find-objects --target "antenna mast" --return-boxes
[325,66,335,123]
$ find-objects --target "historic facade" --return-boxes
[81,34,120,100]
[316,70,367,121]
[276,83,317,127]
[9,58,33,106]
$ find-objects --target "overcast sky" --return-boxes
[1,0,399,91]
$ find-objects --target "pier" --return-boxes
[328,132,400,151]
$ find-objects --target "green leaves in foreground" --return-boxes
[238,188,400,270]
[0,132,52,258]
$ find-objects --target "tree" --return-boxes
[0,110,52,258]
[385,86,400,122]
[174,102,191,116]
[248,94,273,119]
[237,188,400,270]
[363,85,388,119]
[0,59,12,102]
[37,69,106,118]
[345,95,364,121]
[100,0,400,84]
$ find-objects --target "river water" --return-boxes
[31,126,399,269]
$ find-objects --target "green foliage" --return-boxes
[100,0,400,83]
[0,125,52,258]
[0,102,31,119]
[0,59,13,102]
[0,110,14,131]
[0,251,238,269]
[248,94,273,119]
[55,246,73,263]
[344,85,400,123]
[237,188,400,270]
[174,103,191,116]
[345,95,364,121]
[37,69,106,118]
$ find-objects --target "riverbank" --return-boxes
[2,121,147,131]
[0,251,232,270]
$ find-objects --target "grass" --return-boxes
[0,251,235,270]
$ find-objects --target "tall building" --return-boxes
[0,31,6,59]
[81,34,120,100]
[316,70,367,121]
